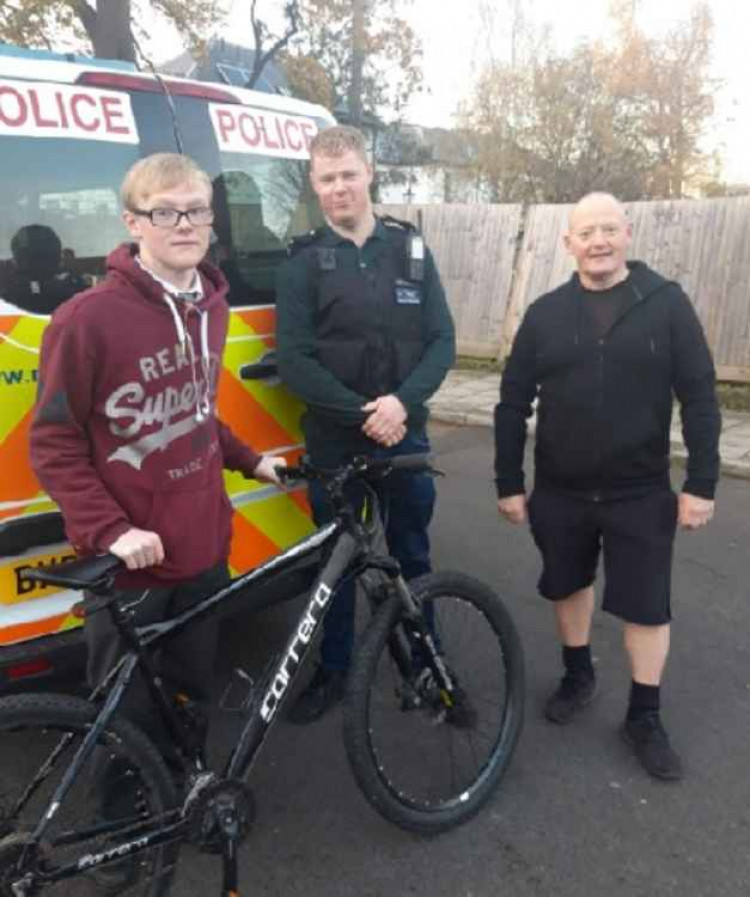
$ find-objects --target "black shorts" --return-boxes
[527,488,678,625]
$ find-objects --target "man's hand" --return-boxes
[497,494,527,525]
[253,456,287,485]
[362,395,407,446]
[108,528,165,571]
[678,492,714,530]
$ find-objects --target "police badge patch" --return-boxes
[395,280,422,305]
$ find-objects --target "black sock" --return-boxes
[627,681,660,722]
[562,645,594,681]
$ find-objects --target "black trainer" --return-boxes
[621,712,683,781]
[287,666,347,725]
[544,673,597,724]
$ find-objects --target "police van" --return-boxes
[0,43,332,689]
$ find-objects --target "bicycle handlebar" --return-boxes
[19,456,437,594]
[278,453,436,485]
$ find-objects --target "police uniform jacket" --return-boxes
[276,217,455,452]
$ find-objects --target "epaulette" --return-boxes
[287,227,326,257]
[380,214,417,233]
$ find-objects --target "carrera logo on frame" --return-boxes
[260,582,332,722]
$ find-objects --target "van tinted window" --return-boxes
[0,138,137,314]
[172,95,325,307]
[0,88,176,314]
[211,154,323,305]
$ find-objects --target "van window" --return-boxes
[211,154,323,305]
[171,95,326,307]
[0,88,176,314]
[0,138,135,314]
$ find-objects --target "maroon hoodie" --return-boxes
[30,243,261,586]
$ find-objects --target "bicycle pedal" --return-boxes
[219,667,256,713]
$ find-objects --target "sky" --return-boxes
[152,0,750,183]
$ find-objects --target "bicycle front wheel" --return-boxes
[344,571,525,834]
[0,693,177,897]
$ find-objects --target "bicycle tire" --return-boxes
[344,571,525,834]
[0,692,177,897]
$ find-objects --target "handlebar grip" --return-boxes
[277,466,304,483]
[375,453,433,473]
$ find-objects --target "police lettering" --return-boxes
[210,104,317,160]
[0,79,137,144]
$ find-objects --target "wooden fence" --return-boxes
[380,198,750,382]
[377,204,523,357]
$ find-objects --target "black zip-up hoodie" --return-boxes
[494,261,721,500]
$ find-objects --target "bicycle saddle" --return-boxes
[20,554,122,592]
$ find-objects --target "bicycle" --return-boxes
[0,454,525,897]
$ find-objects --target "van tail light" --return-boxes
[6,658,53,680]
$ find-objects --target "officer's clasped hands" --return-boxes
[362,394,408,447]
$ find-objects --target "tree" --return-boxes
[461,1,719,202]
[0,0,228,62]
[246,0,301,89]
[286,0,423,121]
[608,2,718,198]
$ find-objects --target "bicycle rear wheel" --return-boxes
[0,693,177,897]
[344,571,524,834]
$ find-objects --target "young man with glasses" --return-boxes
[494,192,720,781]
[30,153,285,762]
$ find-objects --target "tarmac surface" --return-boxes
[168,422,750,897]
[429,369,750,479]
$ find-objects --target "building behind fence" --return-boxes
[379,198,750,383]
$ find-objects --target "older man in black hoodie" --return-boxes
[494,192,720,781]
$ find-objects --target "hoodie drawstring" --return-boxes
[161,291,212,423]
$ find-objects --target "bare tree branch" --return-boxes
[248,0,301,89]
[69,0,97,43]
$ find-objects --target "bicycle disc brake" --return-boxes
[400,667,478,729]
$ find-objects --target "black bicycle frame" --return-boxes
[14,485,434,889]
[16,517,374,884]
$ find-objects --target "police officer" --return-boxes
[276,125,455,724]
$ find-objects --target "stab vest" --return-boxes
[290,218,426,401]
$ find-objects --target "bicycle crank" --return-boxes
[189,781,255,855]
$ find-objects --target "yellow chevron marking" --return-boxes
[59,613,83,633]
[221,341,304,440]
[7,315,48,348]
[223,469,265,495]
[0,326,43,442]
[227,310,259,339]
[236,492,314,547]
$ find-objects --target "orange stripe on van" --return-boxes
[288,489,311,517]
[236,308,275,337]
[0,409,40,503]
[228,512,280,573]
[217,372,296,453]
[0,316,21,335]
[0,612,68,646]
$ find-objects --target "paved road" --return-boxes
[177,422,750,896]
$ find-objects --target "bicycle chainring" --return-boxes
[0,832,39,897]
[187,780,255,854]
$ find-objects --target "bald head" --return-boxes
[568,192,627,232]
[564,192,632,291]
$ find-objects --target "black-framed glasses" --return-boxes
[131,206,215,228]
